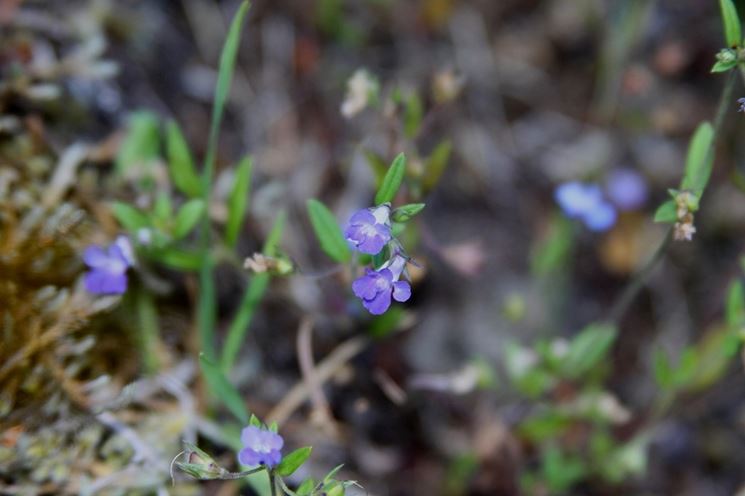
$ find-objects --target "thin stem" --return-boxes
[606,230,671,323]
[135,286,161,374]
[605,70,736,324]
[219,467,266,480]
[270,473,278,496]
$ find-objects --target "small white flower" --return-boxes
[341,69,378,118]
[674,221,696,241]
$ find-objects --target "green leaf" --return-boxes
[530,214,574,275]
[166,121,202,198]
[391,203,425,222]
[403,93,423,138]
[720,0,742,47]
[111,202,150,231]
[275,447,312,477]
[674,347,698,387]
[115,111,160,174]
[726,280,745,327]
[154,192,172,223]
[561,323,617,379]
[306,199,351,262]
[156,248,203,271]
[681,122,714,195]
[653,200,678,223]
[375,153,406,205]
[220,211,286,372]
[711,59,738,73]
[423,140,452,192]
[296,479,316,496]
[173,199,206,239]
[199,353,250,424]
[225,156,253,247]
[653,348,673,389]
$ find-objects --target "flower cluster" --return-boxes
[238,425,284,468]
[83,235,134,295]
[345,204,412,315]
[554,169,647,232]
[673,190,698,241]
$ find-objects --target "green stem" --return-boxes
[270,473,278,496]
[220,273,270,372]
[219,467,266,480]
[605,70,736,324]
[135,286,161,374]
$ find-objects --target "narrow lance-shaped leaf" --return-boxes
[225,156,253,247]
[720,0,742,48]
[174,199,206,239]
[681,121,714,196]
[111,202,150,231]
[198,0,251,363]
[166,121,202,198]
[199,353,250,424]
[561,323,617,378]
[423,140,452,192]
[307,199,351,263]
[275,447,313,477]
[375,153,406,205]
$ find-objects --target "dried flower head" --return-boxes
[340,69,378,118]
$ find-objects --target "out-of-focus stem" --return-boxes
[135,286,161,374]
[606,71,736,324]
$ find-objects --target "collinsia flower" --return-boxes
[83,235,134,295]
[352,253,411,315]
[344,204,392,255]
[554,181,617,232]
[238,425,284,468]
[605,168,648,211]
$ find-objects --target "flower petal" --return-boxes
[82,246,109,268]
[84,269,127,295]
[348,209,376,226]
[363,288,392,315]
[352,271,380,300]
[392,281,411,302]
[238,447,262,466]
[583,202,617,232]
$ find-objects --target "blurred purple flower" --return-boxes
[83,236,134,295]
[738,97,745,112]
[352,253,411,315]
[344,204,391,255]
[606,168,648,211]
[554,181,617,232]
[238,425,284,468]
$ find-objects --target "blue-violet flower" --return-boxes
[238,425,284,468]
[344,204,392,255]
[606,168,647,211]
[554,181,617,232]
[83,235,134,295]
[352,253,411,315]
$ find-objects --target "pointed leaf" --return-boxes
[653,199,678,223]
[225,156,253,247]
[166,120,202,197]
[375,153,406,205]
[307,199,351,262]
[561,323,617,378]
[174,199,206,239]
[720,0,742,47]
[199,353,250,424]
[391,203,425,222]
[112,202,150,232]
[681,122,714,195]
[423,140,452,192]
[276,447,313,477]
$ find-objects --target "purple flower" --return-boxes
[238,425,284,468]
[738,97,745,112]
[554,181,617,232]
[606,168,648,211]
[344,204,392,255]
[352,253,411,315]
[83,236,134,295]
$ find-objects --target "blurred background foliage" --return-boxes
[3,0,745,495]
